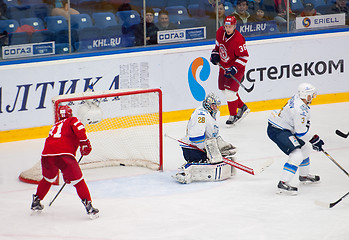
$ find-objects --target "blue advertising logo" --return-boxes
[188,57,210,101]
[302,18,311,27]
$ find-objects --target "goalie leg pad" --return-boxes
[174,162,233,184]
[205,138,224,163]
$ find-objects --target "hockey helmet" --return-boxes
[78,103,103,125]
[224,16,237,26]
[298,83,317,104]
[203,93,221,118]
[58,105,73,120]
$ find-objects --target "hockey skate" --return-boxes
[226,115,239,125]
[226,104,250,125]
[299,174,320,184]
[277,181,298,195]
[82,199,99,220]
[31,194,44,212]
[235,104,250,123]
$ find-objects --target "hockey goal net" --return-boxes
[19,88,163,185]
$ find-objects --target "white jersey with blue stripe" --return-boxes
[181,106,219,150]
[268,94,313,141]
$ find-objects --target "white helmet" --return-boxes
[203,92,221,118]
[78,103,103,125]
[298,83,317,104]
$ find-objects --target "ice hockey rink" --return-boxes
[1,101,348,240]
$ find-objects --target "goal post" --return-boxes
[19,88,163,185]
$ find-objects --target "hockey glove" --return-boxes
[309,135,324,152]
[210,51,220,65]
[224,66,237,78]
[80,139,92,156]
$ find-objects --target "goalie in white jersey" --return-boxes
[267,83,325,195]
[174,93,237,184]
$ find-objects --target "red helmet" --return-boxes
[58,105,73,120]
[224,16,237,26]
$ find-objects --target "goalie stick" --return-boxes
[165,134,273,175]
[335,130,349,138]
[315,191,349,208]
[218,63,254,93]
[49,155,83,207]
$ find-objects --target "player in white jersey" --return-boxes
[174,93,237,184]
[267,83,325,195]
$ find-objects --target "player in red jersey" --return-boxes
[31,105,99,218]
[210,16,250,125]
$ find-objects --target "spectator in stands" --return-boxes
[205,0,226,18]
[133,7,159,46]
[117,3,132,12]
[0,30,8,48]
[273,0,296,24]
[257,0,278,20]
[248,0,263,13]
[231,0,252,23]
[217,2,227,27]
[329,0,348,24]
[299,3,321,17]
[0,0,7,20]
[51,0,80,20]
[156,10,178,31]
[250,9,269,22]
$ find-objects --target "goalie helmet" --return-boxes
[298,83,317,104]
[57,105,72,120]
[78,103,103,125]
[203,93,221,119]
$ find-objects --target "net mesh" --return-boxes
[19,89,162,185]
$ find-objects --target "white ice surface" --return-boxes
[1,102,349,240]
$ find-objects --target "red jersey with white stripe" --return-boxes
[213,26,249,81]
[42,117,88,157]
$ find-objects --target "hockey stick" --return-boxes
[322,150,349,177]
[315,191,349,208]
[315,151,349,208]
[49,155,83,207]
[335,130,349,138]
[218,63,254,93]
[165,134,255,175]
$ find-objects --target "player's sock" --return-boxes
[74,179,91,201]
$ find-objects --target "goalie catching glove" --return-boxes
[216,136,237,157]
[80,139,92,156]
[204,136,237,163]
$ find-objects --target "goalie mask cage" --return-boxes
[19,88,163,185]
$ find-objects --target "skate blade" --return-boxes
[234,109,250,125]
[276,189,298,196]
[89,213,99,220]
[300,180,321,185]
[225,109,251,127]
[30,209,43,216]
